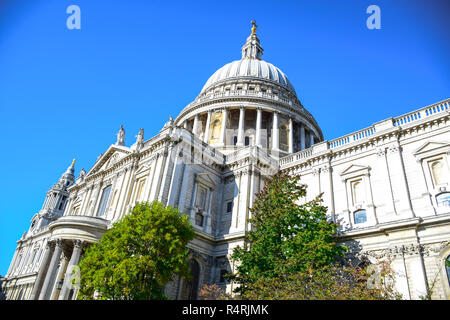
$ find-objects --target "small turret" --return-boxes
[29,159,77,231]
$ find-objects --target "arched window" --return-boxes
[97,185,112,217]
[436,192,450,208]
[431,160,449,186]
[354,209,367,224]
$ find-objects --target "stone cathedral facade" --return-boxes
[4,23,450,300]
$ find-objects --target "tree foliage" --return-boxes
[241,264,401,300]
[77,201,194,300]
[231,172,346,296]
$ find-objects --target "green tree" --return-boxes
[230,172,346,296]
[77,201,194,300]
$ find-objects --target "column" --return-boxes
[203,111,212,143]
[300,123,305,150]
[255,107,262,147]
[183,121,188,129]
[39,239,63,300]
[288,118,294,153]
[29,242,54,300]
[219,108,228,146]
[192,115,199,136]
[50,252,70,300]
[272,111,279,152]
[237,106,245,146]
[59,240,83,300]
[310,131,315,147]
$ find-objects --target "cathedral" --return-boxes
[4,22,450,300]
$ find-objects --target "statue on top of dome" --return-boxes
[251,20,257,35]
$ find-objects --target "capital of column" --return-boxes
[73,239,84,250]
[54,238,64,249]
[46,241,55,250]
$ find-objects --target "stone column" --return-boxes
[219,108,228,146]
[59,240,83,300]
[272,111,279,152]
[300,123,305,150]
[39,239,63,300]
[255,107,262,147]
[203,111,212,143]
[288,118,294,153]
[183,121,188,129]
[310,131,315,147]
[192,114,199,136]
[50,252,70,300]
[29,241,54,300]
[237,106,245,146]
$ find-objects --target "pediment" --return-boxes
[413,141,450,156]
[196,172,216,189]
[86,145,131,176]
[340,164,370,177]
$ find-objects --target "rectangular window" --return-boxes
[97,185,112,217]
[196,187,207,211]
[226,201,233,213]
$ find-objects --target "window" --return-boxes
[431,160,449,186]
[352,180,364,205]
[354,210,367,224]
[226,201,233,213]
[233,136,237,145]
[97,185,112,217]
[245,136,250,146]
[195,211,204,227]
[446,255,450,287]
[58,196,67,210]
[31,248,39,264]
[135,179,146,202]
[436,193,450,208]
[195,187,208,211]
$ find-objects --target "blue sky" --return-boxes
[0,0,448,275]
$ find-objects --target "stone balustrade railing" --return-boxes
[280,98,450,169]
[393,99,449,127]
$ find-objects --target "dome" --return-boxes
[174,21,324,153]
[200,59,297,96]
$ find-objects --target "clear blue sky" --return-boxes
[0,0,448,275]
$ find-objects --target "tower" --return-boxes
[28,159,76,233]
